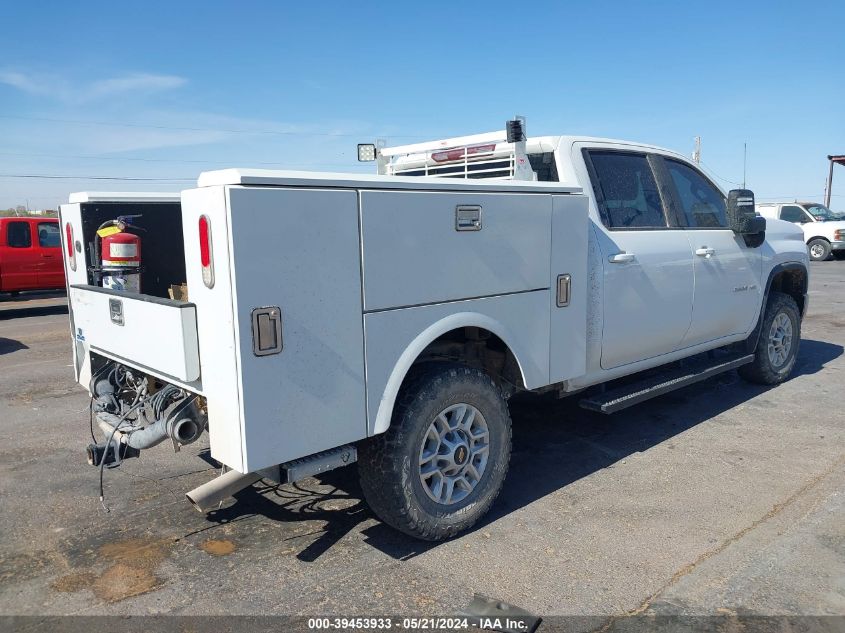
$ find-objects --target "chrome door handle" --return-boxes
[695,247,716,258]
[608,252,636,263]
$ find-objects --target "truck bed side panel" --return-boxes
[363,290,551,435]
[360,191,552,311]
[225,186,366,472]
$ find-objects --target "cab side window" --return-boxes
[779,205,810,223]
[587,152,666,229]
[6,221,32,248]
[665,160,727,228]
[38,222,61,248]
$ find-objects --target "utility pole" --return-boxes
[742,143,747,189]
[826,155,845,208]
[692,136,701,164]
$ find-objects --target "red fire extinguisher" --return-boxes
[97,216,142,293]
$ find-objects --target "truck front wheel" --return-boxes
[807,238,831,261]
[739,291,801,385]
[358,363,512,541]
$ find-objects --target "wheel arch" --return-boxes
[767,262,809,314]
[747,261,808,351]
[370,312,532,436]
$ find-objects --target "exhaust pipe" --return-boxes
[95,398,206,452]
[186,469,263,512]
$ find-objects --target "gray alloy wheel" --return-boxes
[766,311,793,369]
[358,363,512,541]
[418,403,490,505]
[739,291,800,385]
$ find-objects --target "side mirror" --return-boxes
[727,189,766,247]
[727,189,757,233]
[745,214,766,234]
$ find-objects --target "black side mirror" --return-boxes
[727,189,766,247]
[727,189,756,233]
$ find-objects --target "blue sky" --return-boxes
[1,0,843,210]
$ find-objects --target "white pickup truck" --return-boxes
[755,200,845,261]
[59,125,809,540]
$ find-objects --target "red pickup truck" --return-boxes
[0,217,66,295]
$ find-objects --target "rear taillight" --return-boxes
[835,229,844,241]
[198,215,214,288]
[65,222,76,271]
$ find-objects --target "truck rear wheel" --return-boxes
[739,291,800,385]
[358,363,512,541]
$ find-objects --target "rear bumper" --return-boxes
[829,240,845,251]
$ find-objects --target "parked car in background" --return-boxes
[0,217,66,295]
[756,201,845,261]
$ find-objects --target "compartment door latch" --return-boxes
[109,298,124,326]
[556,274,571,308]
[455,205,482,231]
[251,307,283,356]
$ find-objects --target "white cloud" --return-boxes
[88,73,187,99]
[0,70,54,96]
[0,69,186,103]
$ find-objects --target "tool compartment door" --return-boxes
[226,186,366,472]
[68,285,200,382]
[360,190,552,311]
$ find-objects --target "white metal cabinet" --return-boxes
[549,194,590,382]
[68,285,200,382]
[181,185,243,470]
[224,186,366,472]
[360,190,552,311]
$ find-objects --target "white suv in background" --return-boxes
[756,201,845,261]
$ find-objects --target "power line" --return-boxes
[0,173,193,181]
[699,161,743,187]
[757,194,843,200]
[0,150,363,169]
[0,114,428,139]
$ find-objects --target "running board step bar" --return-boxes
[579,353,755,414]
[258,444,358,485]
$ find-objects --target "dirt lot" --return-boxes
[0,264,843,628]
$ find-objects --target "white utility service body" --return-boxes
[60,131,810,540]
[62,174,586,474]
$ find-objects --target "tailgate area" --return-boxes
[70,285,200,382]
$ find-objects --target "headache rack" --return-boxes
[380,131,520,180]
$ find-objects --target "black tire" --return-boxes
[358,363,512,541]
[807,238,831,262]
[739,292,801,385]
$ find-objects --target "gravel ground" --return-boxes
[0,263,843,629]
